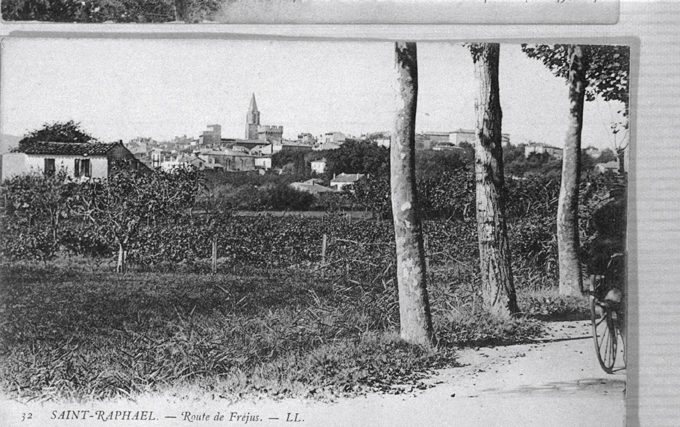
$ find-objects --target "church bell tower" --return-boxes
[245,94,260,140]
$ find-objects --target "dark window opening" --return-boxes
[75,158,91,178]
[44,158,55,177]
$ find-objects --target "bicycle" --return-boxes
[588,253,626,374]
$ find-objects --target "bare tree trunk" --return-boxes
[391,42,434,347]
[617,147,626,175]
[117,242,126,274]
[470,43,518,316]
[174,0,188,22]
[557,45,588,296]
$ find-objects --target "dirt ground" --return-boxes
[0,320,626,427]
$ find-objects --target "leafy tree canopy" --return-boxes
[324,139,389,179]
[415,150,469,180]
[521,44,630,115]
[17,120,98,151]
[2,0,221,23]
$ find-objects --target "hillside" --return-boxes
[0,134,22,154]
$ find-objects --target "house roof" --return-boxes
[290,182,337,194]
[597,161,619,169]
[282,141,313,148]
[20,142,121,156]
[331,173,365,183]
[316,142,341,150]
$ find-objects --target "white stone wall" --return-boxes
[311,160,326,174]
[25,155,108,179]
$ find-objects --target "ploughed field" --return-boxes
[0,261,586,402]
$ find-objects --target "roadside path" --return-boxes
[0,320,626,427]
[228,320,627,427]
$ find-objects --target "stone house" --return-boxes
[1,141,144,181]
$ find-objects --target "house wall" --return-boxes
[422,132,450,143]
[213,154,256,171]
[255,157,272,169]
[202,125,222,146]
[1,153,27,180]
[108,144,137,161]
[525,145,546,157]
[332,182,353,192]
[449,131,475,145]
[25,155,108,179]
[324,132,346,144]
[311,161,326,174]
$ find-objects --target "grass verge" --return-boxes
[0,259,582,402]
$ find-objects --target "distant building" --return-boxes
[421,129,509,147]
[448,129,510,145]
[258,126,284,144]
[313,141,341,151]
[201,124,222,146]
[290,179,337,195]
[422,131,451,144]
[254,157,272,170]
[330,173,365,192]
[281,140,313,152]
[230,145,248,153]
[150,148,173,168]
[415,134,435,150]
[298,133,316,144]
[125,138,150,157]
[322,132,346,144]
[258,143,282,156]
[200,148,256,172]
[1,141,144,181]
[525,142,563,159]
[594,161,620,174]
[311,158,327,174]
[584,147,602,158]
[222,138,265,151]
[375,137,391,148]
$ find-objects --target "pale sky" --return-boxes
[1,38,627,150]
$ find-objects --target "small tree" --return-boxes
[16,120,97,151]
[0,170,76,261]
[81,167,200,273]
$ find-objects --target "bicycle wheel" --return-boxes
[614,306,627,368]
[591,296,618,374]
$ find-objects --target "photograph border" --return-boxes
[1,2,678,426]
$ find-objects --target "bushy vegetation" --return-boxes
[0,162,622,278]
[0,148,623,402]
[2,0,222,23]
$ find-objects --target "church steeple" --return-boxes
[248,93,258,113]
[246,93,261,140]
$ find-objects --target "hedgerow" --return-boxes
[0,168,622,281]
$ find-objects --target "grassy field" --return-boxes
[0,258,588,403]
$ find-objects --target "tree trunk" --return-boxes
[116,242,126,274]
[617,147,626,175]
[557,45,588,296]
[174,0,188,22]
[470,43,518,316]
[391,42,434,347]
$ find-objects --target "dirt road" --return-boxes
[225,319,627,427]
[1,320,626,427]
